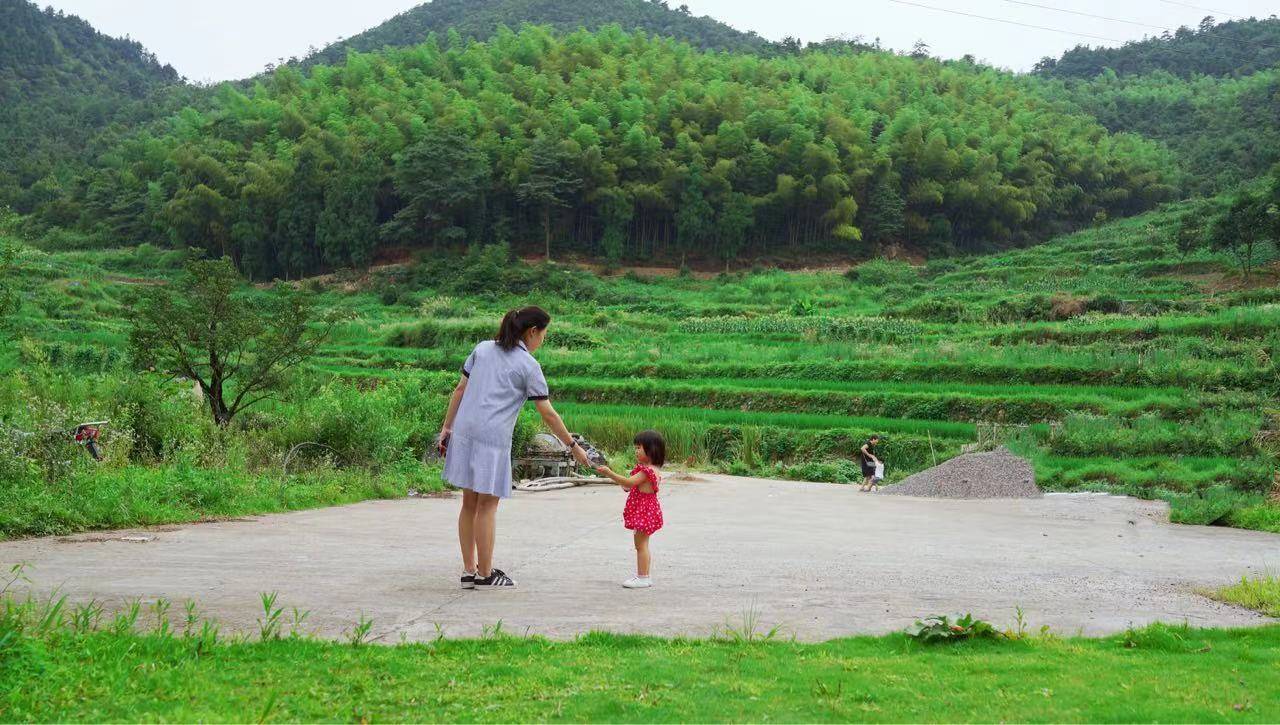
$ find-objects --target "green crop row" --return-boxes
[1043,412,1265,458]
[1026,453,1275,495]
[533,358,1274,392]
[554,401,976,439]
[550,376,1256,423]
[989,307,1280,345]
[677,315,929,342]
[384,319,600,350]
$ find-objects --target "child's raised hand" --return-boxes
[595,465,611,475]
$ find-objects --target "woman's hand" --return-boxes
[570,442,592,467]
[438,428,451,457]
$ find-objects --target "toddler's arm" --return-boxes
[595,465,647,490]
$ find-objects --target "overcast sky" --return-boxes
[41,0,1280,82]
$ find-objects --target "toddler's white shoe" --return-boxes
[622,576,652,589]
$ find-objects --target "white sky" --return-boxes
[40,0,1280,82]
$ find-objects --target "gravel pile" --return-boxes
[878,446,1041,499]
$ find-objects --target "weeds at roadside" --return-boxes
[714,599,788,643]
[347,613,374,647]
[1204,571,1280,617]
[258,591,283,641]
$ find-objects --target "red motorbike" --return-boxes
[74,421,107,461]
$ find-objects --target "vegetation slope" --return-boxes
[0,0,184,212]
[302,0,770,67]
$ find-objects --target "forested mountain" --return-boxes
[1038,69,1280,194]
[1036,16,1280,79]
[303,0,768,67]
[39,26,1176,278]
[0,0,184,212]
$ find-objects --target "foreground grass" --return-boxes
[2,624,1279,721]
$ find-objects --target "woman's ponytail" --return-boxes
[495,305,551,350]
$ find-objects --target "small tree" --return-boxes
[1174,208,1208,261]
[129,258,337,426]
[1208,191,1275,280]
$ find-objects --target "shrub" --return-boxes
[1086,294,1124,314]
[888,297,969,323]
[985,295,1052,323]
[906,613,999,643]
[1050,294,1087,321]
[852,258,918,287]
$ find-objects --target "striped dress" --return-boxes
[442,340,549,498]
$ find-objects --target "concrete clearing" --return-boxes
[2,473,1278,642]
[879,446,1041,499]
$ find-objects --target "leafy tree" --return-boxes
[675,165,713,266]
[715,191,753,270]
[1208,191,1275,279]
[129,258,337,426]
[386,129,488,248]
[863,176,905,250]
[1174,208,1209,261]
[597,186,633,265]
[164,184,231,257]
[516,135,583,260]
[317,152,381,269]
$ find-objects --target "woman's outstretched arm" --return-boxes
[534,398,592,466]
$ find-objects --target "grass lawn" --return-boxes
[3,623,1279,721]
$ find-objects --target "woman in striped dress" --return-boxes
[438,306,590,589]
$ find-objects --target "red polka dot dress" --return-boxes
[623,464,663,535]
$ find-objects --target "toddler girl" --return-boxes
[595,429,665,589]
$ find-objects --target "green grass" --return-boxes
[0,462,443,540]
[1208,574,1280,617]
[4,623,1280,721]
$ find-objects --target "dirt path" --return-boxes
[3,475,1277,642]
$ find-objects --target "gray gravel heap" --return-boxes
[878,446,1041,499]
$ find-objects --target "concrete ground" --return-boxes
[3,474,1278,642]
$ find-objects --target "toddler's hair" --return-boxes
[634,429,666,467]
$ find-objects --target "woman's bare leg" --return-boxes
[458,489,479,572]
[474,494,501,577]
[634,531,651,577]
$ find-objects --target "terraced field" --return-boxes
[4,202,1278,532]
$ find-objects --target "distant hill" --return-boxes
[1035,16,1280,79]
[303,0,769,67]
[0,0,183,212]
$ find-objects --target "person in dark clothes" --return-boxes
[859,435,882,492]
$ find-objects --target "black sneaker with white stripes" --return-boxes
[473,568,516,589]
[461,572,476,590]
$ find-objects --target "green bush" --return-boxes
[851,258,918,287]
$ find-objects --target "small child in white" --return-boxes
[595,430,665,589]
